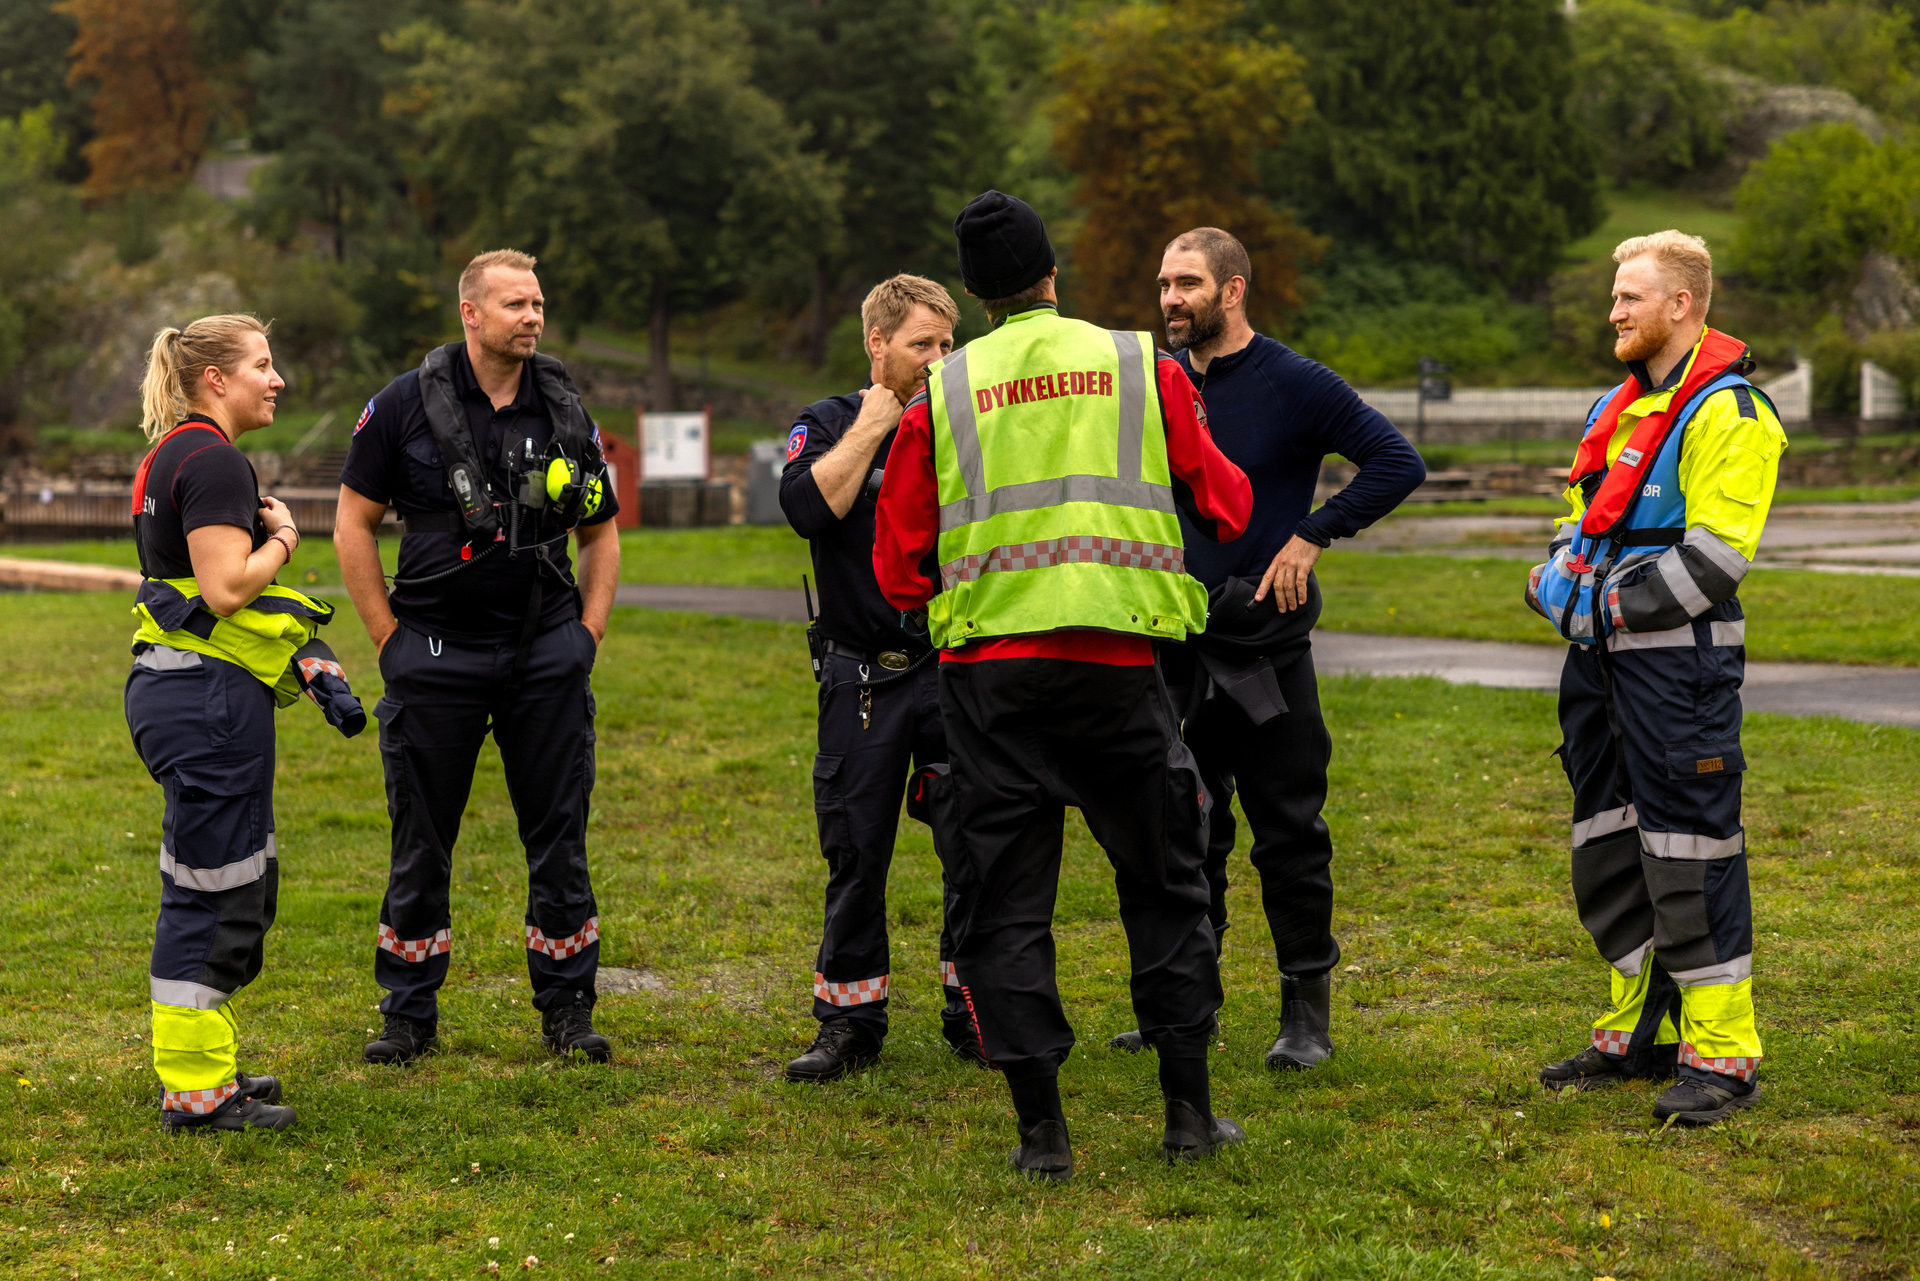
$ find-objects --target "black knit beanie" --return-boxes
[953,190,1055,299]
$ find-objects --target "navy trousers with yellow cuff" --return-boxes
[1557,598,1762,1089]
[126,646,278,1121]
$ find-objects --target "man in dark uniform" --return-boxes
[1104,228,1425,1070]
[335,249,621,1066]
[777,274,981,1081]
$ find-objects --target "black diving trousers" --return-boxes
[929,656,1221,1079]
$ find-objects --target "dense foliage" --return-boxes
[9,0,1920,432]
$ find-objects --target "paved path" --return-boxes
[611,585,1920,728]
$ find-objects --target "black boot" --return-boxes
[364,1013,438,1066]
[785,1018,881,1083]
[236,1072,282,1104]
[541,991,612,1063]
[1162,1099,1245,1162]
[1006,1074,1072,1181]
[1265,973,1334,1070]
[1653,1076,1760,1126]
[164,1095,297,1133]
[1539,1045,1629,1092]
[945,1020,993,1069]
[1109,1012,1217,1055]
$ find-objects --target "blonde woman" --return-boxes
[127,314,347,1132]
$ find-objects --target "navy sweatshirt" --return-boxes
[1176,334,1426,589]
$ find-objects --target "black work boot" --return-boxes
[1539,1045,1629,1092]
[541,991,612,1063]
[164,1095,297,1133]
[785,1018,881,1083]
[236,1072,282,1104]
[364,1013,438,1066]
[1653,1076,1760,1126]
[1162,1098,1246,1162]
[1265,973,1334,1070]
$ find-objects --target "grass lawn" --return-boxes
[2,593,1917,1278]
[1315,552,1920,666]
[1564,189,1746,267]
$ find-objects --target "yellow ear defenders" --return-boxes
[545,456,605,519]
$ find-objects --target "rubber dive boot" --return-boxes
[1264,973,1334,1070]
[541,991,612,1063]
[1162,1098,1245,1162]
[1008,1120,1073,1182]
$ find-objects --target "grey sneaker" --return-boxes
[1653,1077,1760,1126]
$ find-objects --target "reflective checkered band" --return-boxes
[939,536,1184,591]
[526,916,599,960]
[814,973,888,1007]
[939,960,957,986]
[162,1078,239,1115]
[1679,1041,1759,1082]
[377,923,451,963]
[1591,1028,1632,1057]
[296,656,345,682]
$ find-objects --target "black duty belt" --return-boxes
[824,639,923,672]
[402,511,465,534]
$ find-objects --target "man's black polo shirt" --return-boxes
[777,388,923,654]
[340,343,619,644]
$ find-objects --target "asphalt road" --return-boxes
[611,585,1920,728]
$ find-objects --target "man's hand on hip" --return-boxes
[1256,535,1324,612]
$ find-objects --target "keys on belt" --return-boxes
[823,640,914,671]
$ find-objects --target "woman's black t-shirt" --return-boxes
[136,415,267,579]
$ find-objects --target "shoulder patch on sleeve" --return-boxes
[786,422,808,462]
[1732,385,1757,419]
[354,398,376,435]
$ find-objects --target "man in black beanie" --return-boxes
[873,190,1256,1179]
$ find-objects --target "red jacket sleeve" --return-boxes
[1158,355,1251,542]
[872,393,942,610]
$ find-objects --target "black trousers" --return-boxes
[372,620,600,1023]
[810,652,966,1040]
[931,657,1221,1079]
[1174,582,1340,980]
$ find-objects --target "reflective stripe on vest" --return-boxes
[924,310,1206,648]
[131,576,332,704]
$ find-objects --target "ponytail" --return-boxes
[137,314,272,442]
[139,329,188,442]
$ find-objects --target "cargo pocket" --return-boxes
[164,755,267,889]
[1664,740,1746,781]
[373,697,418,831]
[812,753,851,867]
[1163,738,1211,882]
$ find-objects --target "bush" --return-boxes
[1569,0,1732,184]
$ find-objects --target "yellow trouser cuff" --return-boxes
[151,1001,239,1093]
[1679,978,1762,1061]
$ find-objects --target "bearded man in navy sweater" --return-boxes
[1108,227,1426,1070]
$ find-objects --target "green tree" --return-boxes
[1569,0,1731,184]
[1258,0,1602,289]
[398,0,837,411]
[0,0,86,180]
[1052,0,1321,334]
[1731,121,1920,294]
[741,0,999,366]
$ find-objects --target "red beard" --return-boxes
[1614,315,1674,364]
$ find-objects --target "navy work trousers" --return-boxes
[931,657,1222,1079]
[373,619,600,1023]
[1559,599,1762,1085]
[810,651,966,1042]
[127,647,279,1010]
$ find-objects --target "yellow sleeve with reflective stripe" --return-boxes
[1676,387,1788,561]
